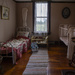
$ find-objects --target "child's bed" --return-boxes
[59,24,75,60]
[0,26,30,64]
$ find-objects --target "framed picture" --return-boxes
[1,6,9,20]
[62,7,71,19]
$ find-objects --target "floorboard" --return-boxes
[0,45,75,75]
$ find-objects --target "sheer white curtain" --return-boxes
[22,8,28,27]
[34,2,48,34]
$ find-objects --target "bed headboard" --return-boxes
[17,26,30,37]
[17,26,30,32]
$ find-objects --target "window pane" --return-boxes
[35,18,47,33]
[36,3,47,17]
[34,2,48,34]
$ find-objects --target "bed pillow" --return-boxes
[17,31,29,37]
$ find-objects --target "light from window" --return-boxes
[34,2,48,34]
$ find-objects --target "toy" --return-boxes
[31,42,38,52]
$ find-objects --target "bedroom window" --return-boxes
[34,2,49,34]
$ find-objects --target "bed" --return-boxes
[0,26,30,64]
[59,24,75,60]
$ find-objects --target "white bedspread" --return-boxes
[3,39,23,48]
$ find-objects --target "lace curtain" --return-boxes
[34,2,48,35]
[22,8,28,27]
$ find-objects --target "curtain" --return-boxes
[34,2,48,34]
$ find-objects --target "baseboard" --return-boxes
[38,44,47,47]
[48,41,66,46]
[48,41,59,45]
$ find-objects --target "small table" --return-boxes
[31,36,48,48]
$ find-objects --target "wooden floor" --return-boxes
[1,45,75,75]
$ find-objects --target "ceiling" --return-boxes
[15,0,75,1]
[15,0,31,1]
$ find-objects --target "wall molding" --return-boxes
[14,0,75,3]
[13,0,16,2]
[51,1,75,3]
[13,0,33,3]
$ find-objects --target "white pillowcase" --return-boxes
[17,31,29,37]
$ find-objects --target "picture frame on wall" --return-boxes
[1,6,9,20]
[62,7,71,19]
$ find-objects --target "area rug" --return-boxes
[31,55,48,57]
[32,50,48,53]
[22,67,47,75]
[32,53,48,55]
[26,62,48,68]
[22,48,49,75]
[29,59,48,63]
[29,56,49,60]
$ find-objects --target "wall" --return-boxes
[50,3,75,41]
[16,3,33,34]
[0,0,16,42]
[16,2,75,41]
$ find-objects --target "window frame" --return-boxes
[33,1,51,35]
